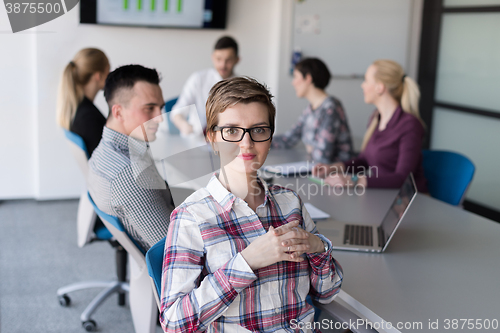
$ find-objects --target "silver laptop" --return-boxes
[323,173,417,253]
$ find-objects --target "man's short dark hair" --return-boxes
[214,36,238,56]
[104,64,161,108]
[295,58,331,90]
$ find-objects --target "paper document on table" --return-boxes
[264,161,313,176]
[304,203,331,220]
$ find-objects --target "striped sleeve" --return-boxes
[301,202,343,304]
[159,206,257,333]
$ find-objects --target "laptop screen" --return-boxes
[379,174,417,249]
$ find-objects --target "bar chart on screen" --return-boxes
[97,0,205,27]
[121,0,183,12]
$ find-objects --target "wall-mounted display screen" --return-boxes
[80,0,228,29]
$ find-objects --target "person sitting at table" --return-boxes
[312,59,428,192]
[56,48,110,156]
[271,58,353,164]
[87,65,176,252]
[160,76,343,332]
[168,36,240,136]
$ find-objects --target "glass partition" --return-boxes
[431,107,500,210]
[444,0,500,7]
[435,13,500,113]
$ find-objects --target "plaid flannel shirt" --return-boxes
[160,175,343,332]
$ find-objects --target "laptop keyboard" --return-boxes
[378,226,385,248]
[343,224,373,246]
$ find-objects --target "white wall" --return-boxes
[0,0,278,200]
[273,0,424,150]
[0,10,36,199]
[0,0,423,200]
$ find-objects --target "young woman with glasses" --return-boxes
[159,76,343,332]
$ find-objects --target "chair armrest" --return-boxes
[150,277,161,311]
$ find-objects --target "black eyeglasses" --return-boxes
[213,126,272,142]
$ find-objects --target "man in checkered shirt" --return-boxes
[87,65,175,253]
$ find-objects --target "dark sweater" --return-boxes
[70,96,106,157]
[347,107,428,192]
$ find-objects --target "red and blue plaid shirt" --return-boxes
[160,175,343,332]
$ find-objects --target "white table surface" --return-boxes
[273,177,500,332]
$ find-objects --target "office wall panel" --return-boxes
[0,0,280,199]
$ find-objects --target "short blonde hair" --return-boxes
[206,76,276,141]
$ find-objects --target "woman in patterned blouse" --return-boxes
[160,77,343,332]
[272,58,353,163]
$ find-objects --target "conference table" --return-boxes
[149,134,500,333]
[274,177,500,333]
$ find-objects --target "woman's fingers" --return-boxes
[279,227,309,243]
[281,238,311,262]
[284,243,310,253]
[312,163,328,177]
[286,255,305,262]
[243,223,312,270]
[262,222,311,265]
[324,174,345,187]
[281,236,310,248]
[280,248,305,262]
[289,252,305,260]
[273,220,300,236]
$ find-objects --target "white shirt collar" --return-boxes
[210,67,236,82]
[205,174,271,212]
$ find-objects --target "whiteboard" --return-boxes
[293,0,413,77]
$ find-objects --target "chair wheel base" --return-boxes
[82,320,97,332]
[58,295,71,307]
[118,292,126,306]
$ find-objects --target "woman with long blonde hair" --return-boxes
[313,59,428,192]
[56,48,109,156]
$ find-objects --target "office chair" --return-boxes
[61,130,98,247]
[88,185,194,333]
[422,150,475,206]
[57,129,128,332]
[145,236,165,310]
[146,237,377,333]
[164,97,180,135]
[88,193,157,333]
